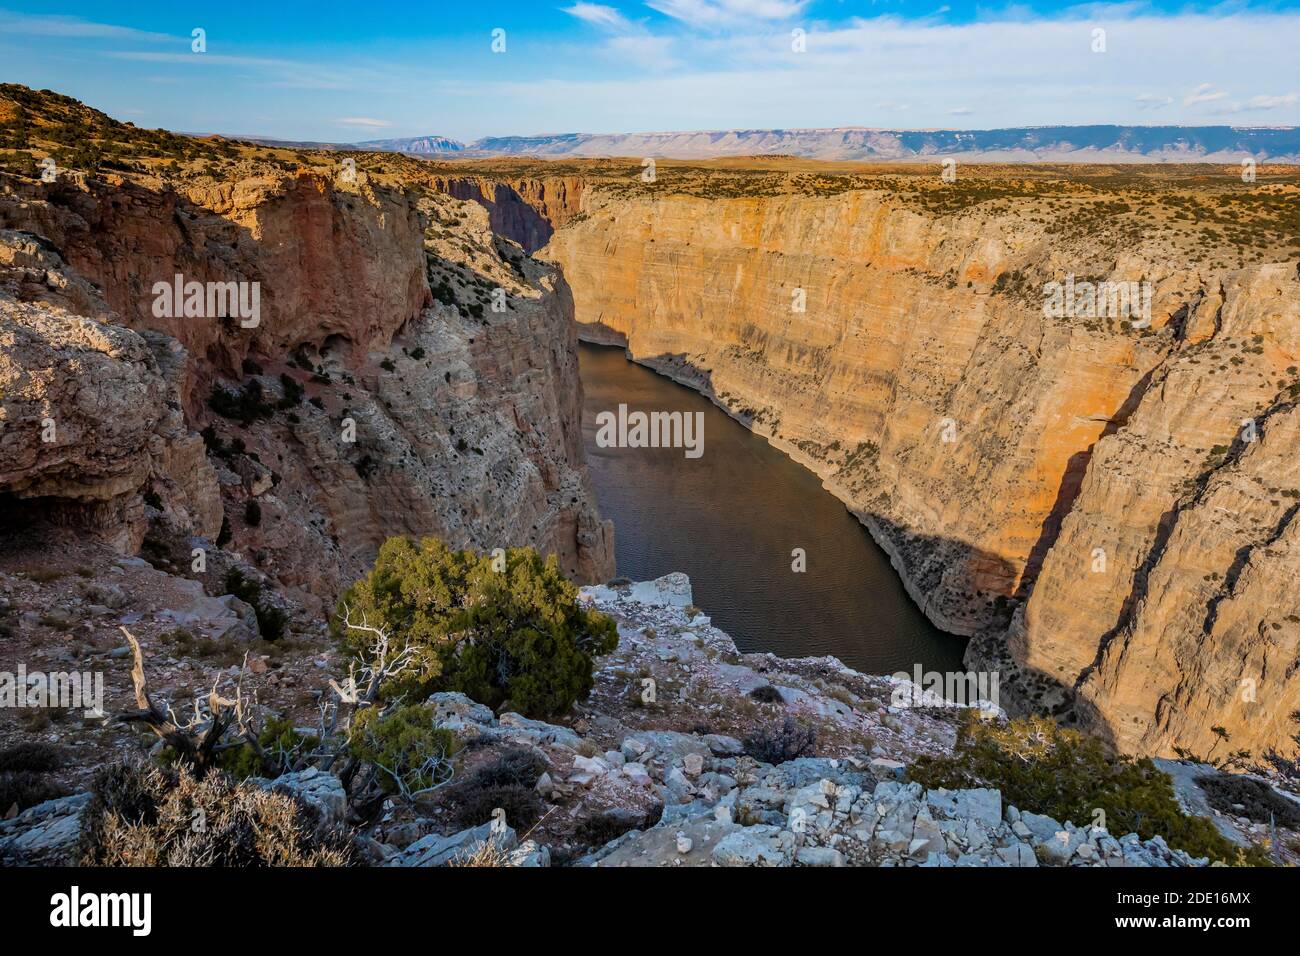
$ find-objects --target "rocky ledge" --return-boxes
[4,574,1283,867]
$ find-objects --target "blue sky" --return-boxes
[1,1,1297,141]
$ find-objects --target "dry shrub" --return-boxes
[446,783,544,832]
[448,839,513,867]
[744,716,817,764]
[0,771,70,814]
[79,761,353,867]
[0,742,69,813]
[0,742,62,773]
[441,748,550,830]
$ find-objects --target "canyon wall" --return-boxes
[0,167,613,613]
[538,180,1299,759]
[426,175,586,254]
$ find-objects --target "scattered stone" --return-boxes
[386,822,517,867]
[260,768,347,831]
[704,734,744,756]
[0,794,91,866]
[712,826,794,867]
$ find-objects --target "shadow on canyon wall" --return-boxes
[616,346,1120,736]
[428,177,585,255]
[440,179,554,254]
[0,169,596,575]
[1016,366,1161,603]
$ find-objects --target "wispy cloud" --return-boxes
[336,117,391,128]
[5,5,1297,141]
[561,3,680,67]
[1245,92,1299,110]
[1135,93,1173,109]
[1184,82,1228,106]
[104,50,389,92]
[646,0,809,30]
[0,10,174,42]
[606,34,680,68]
[563,3,634,31]
[108,51,296,68]
[469,12,1300,136]
[1210,91,1300,115]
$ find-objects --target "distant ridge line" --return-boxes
[340,124,1300,163]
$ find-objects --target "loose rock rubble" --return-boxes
[1,574,1280,867]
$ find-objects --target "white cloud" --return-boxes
[563,3,634,31]
[1135,94,1173,109]
[336,117,391,128]
[1208,91,1300,115]
[562,3,679,66]
[0,10,174,42]
[105,51,390,92]
[646,0,808,30]
[1184,83,1228,106]
[1245,92,1299,110]
[467,12,1300,135]
[19,6,1299,141]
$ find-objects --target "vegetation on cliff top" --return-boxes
[334,537,618,719]
[908,713,1272,866]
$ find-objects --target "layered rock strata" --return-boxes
[0,166,612,612]
[536,178,1300,759]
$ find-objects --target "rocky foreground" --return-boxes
[5,574,1287,868]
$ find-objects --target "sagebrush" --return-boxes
[79,761,352,866]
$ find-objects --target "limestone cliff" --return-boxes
[426,173,586,254]
[0,153,613,612]
[530,166,1300,759]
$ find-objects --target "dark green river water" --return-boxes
[579,341,967,676]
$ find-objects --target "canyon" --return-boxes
[1,85,1297,771]
[439,159,1300,762]
[0,88,613,628]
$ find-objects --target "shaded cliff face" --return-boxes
[532,163,1300,759]
[0,155,613,611]
[0,170,429,412]
[426,174,586,254]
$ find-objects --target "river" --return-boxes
[578,341,968,677]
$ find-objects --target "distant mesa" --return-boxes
[347,125,1300,163]
[355,134,468,154]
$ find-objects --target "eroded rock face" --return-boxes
[0,166,612,606]
[0,290,219,552]
[1,171,430,404]
[1012,265,1300,755]
[219,239,614,608]
[542,183,1300,759]
[427,175,587,254]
